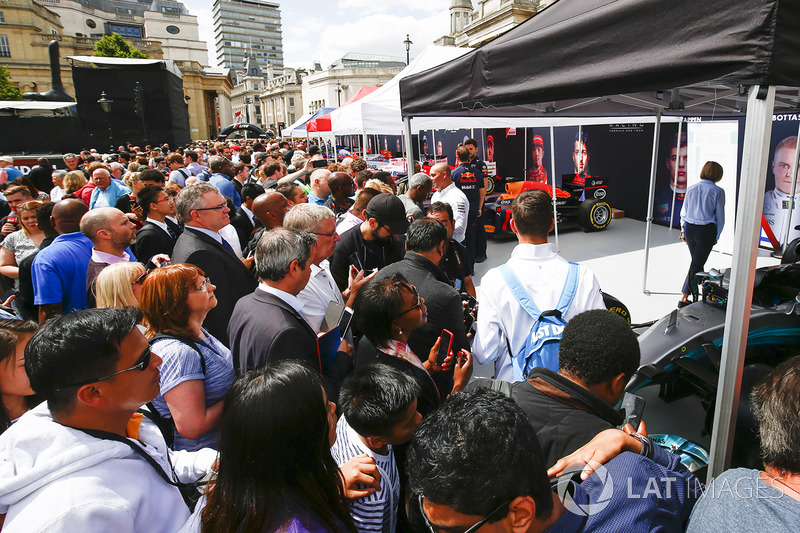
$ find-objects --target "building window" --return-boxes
[288,97,294,106]
[108,24,143,38]
[253,83,258,90]
[114,7,134,15]
[161,6,181,15]
[86,19,96,29]
[0,12,5,23]
[166,25,180,34]
[0,35,9,58]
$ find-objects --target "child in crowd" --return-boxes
[331,364,421,533]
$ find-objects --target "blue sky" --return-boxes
[183,0,450,68]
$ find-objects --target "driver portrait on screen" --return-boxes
[485,134,495,163]
[526,134,549,182]
[763,135,800,246]
[569,131,591,187]
[654,132,688,228]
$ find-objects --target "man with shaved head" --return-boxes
[243,191,290,256]
[324,171,356,216]
[308,168,332,206]
[32,199,93,321]
[80,207,137,307]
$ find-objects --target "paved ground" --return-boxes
[470,217,781,447]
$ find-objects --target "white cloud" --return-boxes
[180,1,450,70]
[287,11,449,68]
[337,0,448,15]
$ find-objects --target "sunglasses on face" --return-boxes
[54,346,152,392]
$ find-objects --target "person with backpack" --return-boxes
[473,189,605,381]
[139,263,235,451]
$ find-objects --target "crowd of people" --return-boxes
[0,139,795,532]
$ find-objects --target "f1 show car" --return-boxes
[482,175,612,237]
[626,260,800,469]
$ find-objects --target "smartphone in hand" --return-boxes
[436,329,454,367]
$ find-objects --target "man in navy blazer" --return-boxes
[172,182,257,346]
[228,226,352,395]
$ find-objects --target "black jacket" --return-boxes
[134,220,181,266]
[511,368,625,467]
[172,227,257,346]
[375,252,470,395]
[228,289,352,397]
[230,207,256,251]
[329,224,405,291]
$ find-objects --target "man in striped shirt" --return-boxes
[331,364,422,533]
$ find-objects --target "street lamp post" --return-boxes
[404,34,413,65]
[97,91,113,152]
[336,80,342,106]
[244,96,252,124]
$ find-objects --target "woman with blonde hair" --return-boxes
[63,170,87,194]
[95,261,146,309]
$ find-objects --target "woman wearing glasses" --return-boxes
[353,273,472,417]
[139,263,235,452]
[94,261,147,310]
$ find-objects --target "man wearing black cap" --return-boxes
[330,193,408,291]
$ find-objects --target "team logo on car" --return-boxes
[594,189,607,199]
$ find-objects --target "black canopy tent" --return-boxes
[399,0,800,480]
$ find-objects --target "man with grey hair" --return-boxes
[400,172,433,222]
[172,182,257,345]
[207,155,241,210]
[284,203,373,333]
[228,226,353,393]
[80,207,137,307]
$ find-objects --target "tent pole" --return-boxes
[362,133,368,157]
[403,116,414,175]
[550,126,558,250]
[708,85,775,482]
[780,121,800,251]
[642,110,662,294]
[668,120,682,228]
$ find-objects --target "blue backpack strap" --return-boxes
[499,264,541,320]
[555,262,580,315]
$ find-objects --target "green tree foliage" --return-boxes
[93,33,148,59]
[0,65,23,101]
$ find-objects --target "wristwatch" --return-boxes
[629,432,654,460]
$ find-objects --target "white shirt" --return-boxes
[473,242,605,381]
[297,259,344,333]
[240,205,255,226]
[146,217,172,237]
[432,182,469,242]
[336,211,363,235]
[257,282,305,315]
[50,186,66,202]
[762,189,800,246]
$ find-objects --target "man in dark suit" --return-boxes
[375,217,469,394]
[172,182,257,346]
[228,226,352,395]
[133,185,182,265]
[230,183,262,250]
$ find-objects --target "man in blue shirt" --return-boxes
[408,388,701,533]
[0,156,23,181]
[208,155,242,210]
[307,168,332,206]
[32,199,92,322]
[464,138,489,263]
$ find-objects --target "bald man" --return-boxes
[243,191,290,256]
[80,207,137,307]
[308,168,331,206]
[32,199,93,321]
[324,171,356,216]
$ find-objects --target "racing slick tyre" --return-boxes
[578,199,612,232]
[781,236,800,264]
